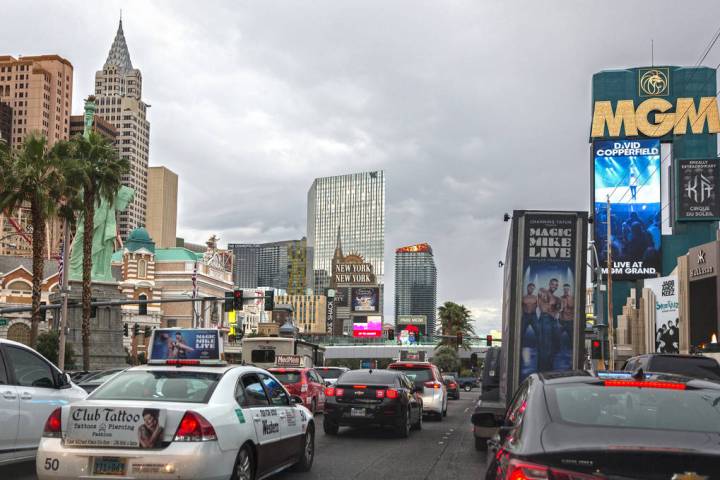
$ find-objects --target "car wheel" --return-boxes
[232,445,255,480]
[292,425,315,472]
[475,436,488,451]
[396,408,410,438]
[464,385,472,392]
[412,406,423,430]
[323,416,339,435]
[310,398,317,415]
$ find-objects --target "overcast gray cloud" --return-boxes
[3,0,720,332]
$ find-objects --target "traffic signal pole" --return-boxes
[606,196,615,370]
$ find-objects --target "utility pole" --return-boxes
[57,223,70,371]
[606,196,615,369]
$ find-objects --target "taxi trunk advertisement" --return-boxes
[150,328,220,361]
[66,407,167,448]
[593,139,662,280]
[517,212,587,384]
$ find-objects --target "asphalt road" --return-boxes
[3,391,486,479]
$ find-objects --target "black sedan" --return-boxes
[478,370,720,479]
[443,375,460,399]
[323,369,423,438]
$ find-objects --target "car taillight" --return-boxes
[325,387,335,397]
[604,380,686,390]
[376,389,385,398]
[386,389,399,399]
[424,381,441,389]
[336,388,345,396]
[43,408,62,438]
[450,383,457,388]
[505,458,602,480]
[174,411,217,442]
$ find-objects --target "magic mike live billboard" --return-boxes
[593,139,661,280]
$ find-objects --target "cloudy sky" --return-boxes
[4,1,720,332]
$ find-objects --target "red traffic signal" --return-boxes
[591,339,602,359]
[486,334,493,346]
[233,289,243,310]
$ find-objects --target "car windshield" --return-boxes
[546,383,720,433]
[443,376,456,382]
[317,369,344,379]
[81,369,124,385]
[90,370,221,403]
[271,371,302,384]
[392,368,432,383]
[650,357,720,381]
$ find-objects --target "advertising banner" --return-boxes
[677,159,720,221]
[397,315,427,340]
[593,139,662,279]
[518,212,585,383]
[66,407,166,448]
[645,276,679,353]
[334,287,349,307]
[149,329,221,362]
[351,287,380,313]
[352,315,382,337]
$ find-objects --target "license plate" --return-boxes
[93,457,126,476]
[351,407,366,417]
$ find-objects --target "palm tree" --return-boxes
[436,301,476,350]
[0,134,70,347]
[67,132,129,370]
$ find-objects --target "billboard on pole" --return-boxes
[593,139,661,280]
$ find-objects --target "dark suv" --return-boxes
[623,353,720,381]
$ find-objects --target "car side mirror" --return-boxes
[471,412,502,428]
[57,372,72,389]
[291,395,303,405]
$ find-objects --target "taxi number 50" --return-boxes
[44,458,59,471]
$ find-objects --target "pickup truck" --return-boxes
[456,376,480,392]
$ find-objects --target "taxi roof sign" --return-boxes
[148,328,225,365]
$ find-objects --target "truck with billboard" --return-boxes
[471,210,588,450]
[240,336,325,369]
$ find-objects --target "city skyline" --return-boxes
[3,1,720,331]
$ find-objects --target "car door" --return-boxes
[308,370,325,410]
[0,348,19,464]
[487,381,530,467]
[3,344,68,453]
[400,374,420,423]
[259,372,303,463]
[240,373,285,476]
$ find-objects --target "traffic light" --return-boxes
[591,339,602,359]
[233,289,243,310]
[224,291,234,312]
[456,331,463,346]
[144,325,151,337]
[39,302,47,322]
[264,290,274,311]
[486,334,493,346]
[91,297,98,319]
[133,323,140,336]
[470,353,478,366]
[123,323,129,337]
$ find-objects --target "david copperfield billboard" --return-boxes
[593,139,661,280]
[518,212,587,384]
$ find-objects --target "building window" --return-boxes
[138,294,148,315]
[138,259,147,278]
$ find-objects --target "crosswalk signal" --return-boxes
[486,334,493,346]
[224,291,234,312]
[233,289,243,310]
[264,290,275,311]
[591,339,602,359]
[123,323,129,337]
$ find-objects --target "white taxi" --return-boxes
[36,361,315,479]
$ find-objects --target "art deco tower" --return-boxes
[94,18,151,240]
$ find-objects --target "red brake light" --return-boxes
[424,381,441,389]
[386,388,399,399]
[376,389,385,398]
[174,411,217,442]
[324,387,335,397]
[353,385,367,389]
[449,383,457,388]
[506,458,602,479]
[166,359,200,366]
[604,380,686,390]
[43,408,62,438]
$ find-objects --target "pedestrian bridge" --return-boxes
[323,344,490,360]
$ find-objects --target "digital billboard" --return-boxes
[397,315,427,340]
[593,139,661,280]
[644,276,679,353]
[351,287,380,313]
[518,213,585,383]
[352,315,382,337]
[149,329,221,362]
[677,159,720,221]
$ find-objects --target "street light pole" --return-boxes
[606,196,615,369]
[589,241,605,369]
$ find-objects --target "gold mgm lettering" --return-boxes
[591,97,720,138]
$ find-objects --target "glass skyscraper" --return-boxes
[307,171,385,293]
[395,243,437,336]
[228,239,307,293]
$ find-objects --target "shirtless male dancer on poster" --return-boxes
[537,278,561,371]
